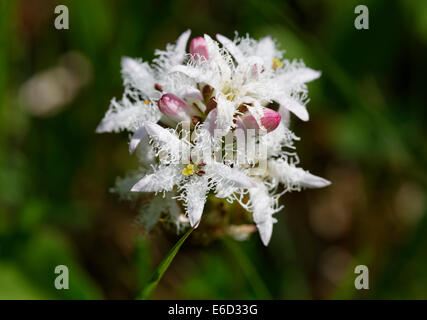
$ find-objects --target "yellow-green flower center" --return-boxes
[182,164,195,176]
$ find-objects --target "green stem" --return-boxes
[137,227,194,300]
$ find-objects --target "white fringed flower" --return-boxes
[97,30,330,246]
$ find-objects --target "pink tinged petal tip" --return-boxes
[241,108,281,133]
[190,37,209,60]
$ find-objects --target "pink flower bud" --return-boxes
[157,93,203,126]
[241,108,281,133]
[158,93,190,119]
[190,37,209,60]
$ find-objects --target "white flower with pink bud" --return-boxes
[97,30,330,246]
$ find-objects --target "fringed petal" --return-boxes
[268,159,331,191]
[131,166,181,193]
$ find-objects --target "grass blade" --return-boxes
[138,227,194,300]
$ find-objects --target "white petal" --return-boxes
[179,86,204,100]
[170,29,191,65]
[144,121,180,145]
[215,187,234,199]
[255,36,278,69]
[277,96,309,121]
[256,219,276,246]
[129,126,147,154]
[170,64,207,82]
[144,121,188,162]
[203,34,220,58]
[182,179,208,227]
[282,68,321,84]
[96,97,161,133]
[154,30,191,71]
[277,60,321,85]
[215,94,236,133]
[248,183,279,246]
[216,34,244,63]
[211,163,256,189]
[213,165,256,200]
[204,34,232,81]
[268,159,331,190]
[249,184,273,222]
[242,56,265,81]
[131,166,180,192]
[203,108,217,136]
[121,57,156,96]
[278,105,291,127]
[299,172,331,189]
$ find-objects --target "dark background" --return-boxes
[0,0,426,299]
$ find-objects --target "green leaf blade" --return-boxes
[138,227,194,300]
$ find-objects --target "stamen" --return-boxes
[196,170,205,176]
[202,85,214,102]
[205,97,217,114]
[182,164,195,176]
[272,58,283,70]
[192,115,202,126]
[154,83,163,92]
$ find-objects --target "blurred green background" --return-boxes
[1,0,427,299]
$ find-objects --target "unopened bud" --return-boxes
[190,37,209,60]
[241,108,281,133]
[158,93,191,122]
[158,93,204,126]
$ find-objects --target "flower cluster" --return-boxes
[97,30,330,245]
